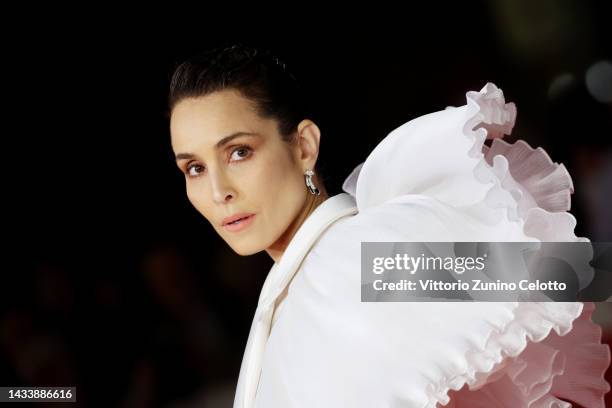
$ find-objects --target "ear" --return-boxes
[294,119,322,170]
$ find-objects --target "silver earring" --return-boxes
[304,169,320,195]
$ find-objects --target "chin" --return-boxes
[229,242,262,257]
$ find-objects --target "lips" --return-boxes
[222,213,255,226]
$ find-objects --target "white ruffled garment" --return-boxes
[233,83,611,408]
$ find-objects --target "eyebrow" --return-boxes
[175,132,260,161]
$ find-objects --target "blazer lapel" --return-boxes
[234,192,358,408]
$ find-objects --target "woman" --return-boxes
[168,44,611,407]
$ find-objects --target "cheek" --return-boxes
[186,184,211,217]
[251,154,302,197]
[256,160,307,218]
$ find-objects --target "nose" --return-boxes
[209,168,236,204]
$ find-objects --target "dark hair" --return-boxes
[169,43,309,136]
[168,42,324,178]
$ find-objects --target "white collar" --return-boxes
[256,192,358,313]
[237,192,357,408]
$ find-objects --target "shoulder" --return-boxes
[313,194,467,252]
[288,195,460,301]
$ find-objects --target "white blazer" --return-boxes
[233,193,358,408]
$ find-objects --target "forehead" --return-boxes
[170,89,267,149]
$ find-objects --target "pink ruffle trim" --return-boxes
[428,83,612,407]
[441,302,611,408]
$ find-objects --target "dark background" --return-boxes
[4,2,612,407]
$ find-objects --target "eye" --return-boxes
[184,146,252,179]
[186,163,205,178]
[230,145,253,161]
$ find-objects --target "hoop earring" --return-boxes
[304,169,320,195]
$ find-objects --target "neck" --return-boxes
[266,189,329,263]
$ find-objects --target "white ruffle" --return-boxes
[340,83,610,407]
[443,302,611,408]
[343,83,586,243]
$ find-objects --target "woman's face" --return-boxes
[170,89,310,256]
